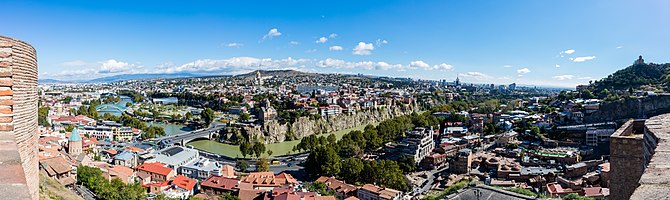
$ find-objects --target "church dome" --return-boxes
[69,128,82,142]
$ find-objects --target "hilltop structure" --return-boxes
[634,55,645,65]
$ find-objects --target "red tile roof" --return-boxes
[172,175,197,191]
[136,162,173,176]
[201,175,240,191]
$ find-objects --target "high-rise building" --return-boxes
[0,36,39,200]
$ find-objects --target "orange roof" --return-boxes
[124,146,145,153]
[104,149,118,155]
[222,164,236,178]
[136,162,173,176]
[172,175,197,191]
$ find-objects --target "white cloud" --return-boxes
[555,64,560,68]
[376,39,388,46]
[563,49,575,54]
[517,68,531,74]
[459,72,492,81]
[572,56,596,62]
[305,49,317,53]
[503,65,513,68]
[616,46,623,49]
[289,41,299,46]
[316,37,328,43]
[433,63,454,71]
[225,43,244,47]
[353,42,375,55]
[50,59,142,78]
[329,46,343,51]
[263,28,282,40]
[409,60,430,69]
[157,57,310,74]
[329,33,338,38]
[316,58,402,71]
[553,75,575,80]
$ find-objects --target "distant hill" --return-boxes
[38,79,65,84]
[39,72,200,84]
[86,73,198,83]
[588,57,670,93]
[236,70,313,78]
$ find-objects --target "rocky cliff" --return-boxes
[584,95,670,123]
[243,103,418,143]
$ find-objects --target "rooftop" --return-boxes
[136,162,173,176]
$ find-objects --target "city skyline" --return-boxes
[2,0,670,87]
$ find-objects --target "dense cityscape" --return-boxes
[32,56,654,200]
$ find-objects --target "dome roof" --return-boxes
[69,128,82,141]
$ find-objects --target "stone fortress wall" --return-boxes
[0,36,39,200]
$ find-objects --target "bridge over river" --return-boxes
[153,125,226,147]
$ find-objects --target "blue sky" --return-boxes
[1,0,669,87]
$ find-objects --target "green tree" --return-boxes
[306,181,335,196]
[218,193,241,200]
[38,107,50,127]
[327,133,336,144]
[530,126,541,136]
[305,145,341,178]
[256,157,270,172]
[239,113,250,121]
[339,158,364,183]
[252,141,266,158]
[240,141,252,158]
[267,149,273,157]
[397,155,417,173]
[201,108,215,127]
[562,193,594,200]
[236,160,249,172]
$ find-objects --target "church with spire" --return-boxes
[68,128,82,156]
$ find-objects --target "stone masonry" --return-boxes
[610,114,670,199]
[0,36,39,200]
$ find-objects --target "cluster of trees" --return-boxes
[239,141,266,158]
[294,112,439,192]
[73,100,101,119]
[77,165,145,200]
[118,90,145,103]
[306,150,411,192]
[118,114,166,139]
[101,95,121,104]
[38,107,50,127]
[201,108,215,127]
[589,63,670,93]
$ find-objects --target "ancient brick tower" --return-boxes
[0,36,39,200]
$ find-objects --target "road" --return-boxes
[73,184,97,200]
[416,164,450,196]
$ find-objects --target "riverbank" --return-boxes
[187,122,379,158]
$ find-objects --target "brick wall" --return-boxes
[0,36,38,200]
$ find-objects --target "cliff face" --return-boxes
[584,95,670,123]
[244,103,418,143]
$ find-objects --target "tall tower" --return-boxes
[0,36,39,200]
[68,128,83,156]
[455,75,460,86]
